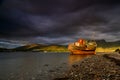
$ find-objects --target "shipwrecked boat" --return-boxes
[68,39,97,55]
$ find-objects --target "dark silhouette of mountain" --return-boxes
[95,39,106,43]
[0,47,11,52]
[12,44,48,51]
[95,40,120,48]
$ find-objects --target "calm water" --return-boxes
[0,52,91,80]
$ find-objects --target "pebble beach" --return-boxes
[54,53,120,80]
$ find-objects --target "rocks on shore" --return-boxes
[115,49,120,54]
[54,53,120,80]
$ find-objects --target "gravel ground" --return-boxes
[54,53,120,80]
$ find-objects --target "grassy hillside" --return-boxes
[13,41,120,52]
[12,44,68,52]
[96,40,120,52]
[12,44,48,51]
[0,40,120,52]
[35,45,68,52]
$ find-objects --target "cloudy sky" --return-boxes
[0,0,120,45]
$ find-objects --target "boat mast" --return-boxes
[91,32,95,41]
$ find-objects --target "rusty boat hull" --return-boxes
[70,50,96,55]
[68,42,96,55]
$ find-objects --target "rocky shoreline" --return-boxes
[54,53,120,80]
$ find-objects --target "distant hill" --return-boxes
[12,44,68,52]
[0,40,120,52]
[96,40,120,48]
[95,40,120,52]
[0,47,11,52]
[12,44,47,51]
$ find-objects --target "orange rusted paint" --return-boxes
[70,50,96,55]
[68,39,97,55]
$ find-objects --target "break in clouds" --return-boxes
[0,0,120,44]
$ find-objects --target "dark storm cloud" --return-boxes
[2,0,119,15]
[0,0,120,44]
[4,0,93,15]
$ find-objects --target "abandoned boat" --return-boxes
[68,39,97,55]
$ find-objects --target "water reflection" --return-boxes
[0,52,94,80]
[68,55,92,65]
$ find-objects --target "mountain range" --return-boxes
[0,40,120,52]
[0,43,68,52]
